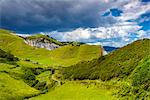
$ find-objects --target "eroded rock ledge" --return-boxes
[24,38,60,50]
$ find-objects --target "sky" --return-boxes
[0,0,150,47]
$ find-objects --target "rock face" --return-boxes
[24,38,60,50]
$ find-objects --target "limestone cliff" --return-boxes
[24,37,60,50]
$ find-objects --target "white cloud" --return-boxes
[137,30,150,39]
[16,34,31,37]
[42,0,150,47]
[104,0,109,3]
[118,0,150,21]
[45,21,144,47]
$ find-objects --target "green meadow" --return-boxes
[30,81,115,100]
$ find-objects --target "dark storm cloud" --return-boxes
[0,0,117,33]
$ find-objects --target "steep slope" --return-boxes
[131,55,150,88]
[0,49,40,100]
[129,55,150,98]
[62,39,150,99]
[0,49,18,64]
[115,55,150,99]
[0,73,39,100]
[0,29,102,67]
[62,39,150,80]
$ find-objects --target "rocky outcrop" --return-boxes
[24,38,60,50]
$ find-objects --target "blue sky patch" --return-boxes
[103,8,123,17]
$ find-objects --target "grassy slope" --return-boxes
[63,39,150,80]
[30,81,115,100]
[0,48,47,99]
[62,39,150,99]
[0,29,102,67]
[0,29,105,100]
[50,45,102,66]
[114,56,150,99]
[0,73,39,100]
[130,55,150,87]
[129,55,150,98]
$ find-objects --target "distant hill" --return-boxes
[0,29,102,67]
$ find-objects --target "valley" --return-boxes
[0,29,150,100]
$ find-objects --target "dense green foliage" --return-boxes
[0,49,18,64]
[131,56,150,88]
[62,39,150,81]
[114,56,150,99]
[129,56,150,98]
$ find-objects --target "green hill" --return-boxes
[0,29,102,67]
[62,39,150,80]
[0,73,39,100]
[62,39,150,99]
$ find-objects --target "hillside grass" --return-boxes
[62,39,150,99]
[0,60,55,99]
[0,73,39,100]
[50,45,102,66]
[126,55,150,99]
[30,81,115,100]
[0,29,102,67]
[0,63,16,72]
[36,71,52,83]
[63,39,150,80]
